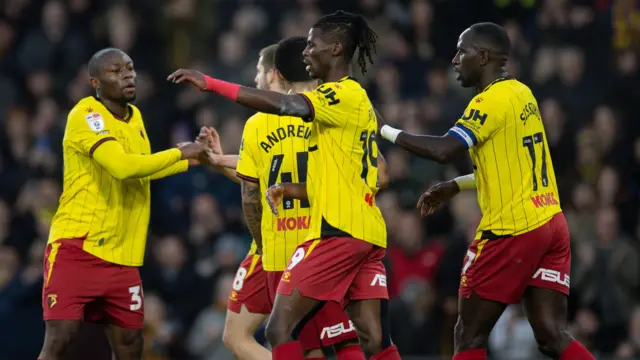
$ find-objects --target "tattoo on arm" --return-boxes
[241,180,263,249]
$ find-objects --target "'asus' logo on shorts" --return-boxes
[370,274,387,287]
[320,321,355,339]
[532,268,570,288]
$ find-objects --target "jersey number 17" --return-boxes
[522,132,549,192]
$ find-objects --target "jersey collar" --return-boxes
[92,96,133,123]
[481,74,512,93]
[339,76,358,83]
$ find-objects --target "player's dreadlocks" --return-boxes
[313,10,378,75]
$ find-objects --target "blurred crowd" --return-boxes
[0,0,639,359]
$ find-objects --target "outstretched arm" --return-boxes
[167,69,311,118]
[380,126,466,164]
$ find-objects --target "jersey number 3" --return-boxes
[522,132,549,191]
[268,152,310,210]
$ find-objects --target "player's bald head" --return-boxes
[88,48,127,77]
[468,22,511,59]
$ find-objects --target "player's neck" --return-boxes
[98,96,129,118]
[322,65,350,83]
[477,69,509,93]
[287,81,317,94]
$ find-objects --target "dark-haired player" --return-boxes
[218,39,363,360]
[379,23,596,360]
[168,11,400,360]
[39,48,210,360]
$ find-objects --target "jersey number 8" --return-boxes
[268,152,310,210]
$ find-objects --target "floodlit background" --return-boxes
[0,0,639,359]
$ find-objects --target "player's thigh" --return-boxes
[455,292,507,352]
[298,300,357,351]
[42,241,101,323]
[228,255,271,315]
[528,213,571,296]
[267,288,325,346]
[223,306,268,344]
[105,324,143,360]
[460,230,552,304]
[102,266,144,331]
[522,286,573,357]
[347,246,388,302]
[345,299,383,355]
[40,320,83,357]
[277,237,371,302]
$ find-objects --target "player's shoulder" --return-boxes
[323,76,364,95]
[482,78,531,102]
[67,96,108,132]
[245,112,267,130]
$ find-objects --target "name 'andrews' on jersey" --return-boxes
[236,112,312,271]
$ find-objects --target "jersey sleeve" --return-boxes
[235,115,260,183]
[300,83,351,127]
[447,94,505,149]
[66,108,117,156]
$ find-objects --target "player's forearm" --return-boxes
[281,183,308,201]
[380,126,461,164]
[215,155,239,169]
[203,76,311,118]
[241,180,263,249]
[149,160,189,180]
[218,167,241,184]
[93,141,182,180]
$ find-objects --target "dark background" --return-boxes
[0,0,639,359]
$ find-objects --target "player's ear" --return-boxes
[479,50,490,67]
[332,41,344,57]
[89,77,100,90]
[266,69,276,85]
[273,69,285,82]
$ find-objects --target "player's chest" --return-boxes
[111,122,151,155]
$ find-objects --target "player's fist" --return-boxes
[416,180,460,217]
[178,142,210,160]
[167,69,207,90]
[266,184,284,216]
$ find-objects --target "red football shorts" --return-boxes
[42,239,144,329]
[266,271,357,351]
[459,212,571,304]
[277,236,388,302]
[227,253,270,314]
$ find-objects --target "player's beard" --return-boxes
[123,93,136,103]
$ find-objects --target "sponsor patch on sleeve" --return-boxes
[85,113,105,132]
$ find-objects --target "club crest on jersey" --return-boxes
[85,112,105,132]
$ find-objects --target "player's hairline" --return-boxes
[259,44,279,70]
[468,22,510,56]
[88,47,128,77]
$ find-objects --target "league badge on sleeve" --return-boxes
[85,112,105,132]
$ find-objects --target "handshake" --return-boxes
[176,127,226,167]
